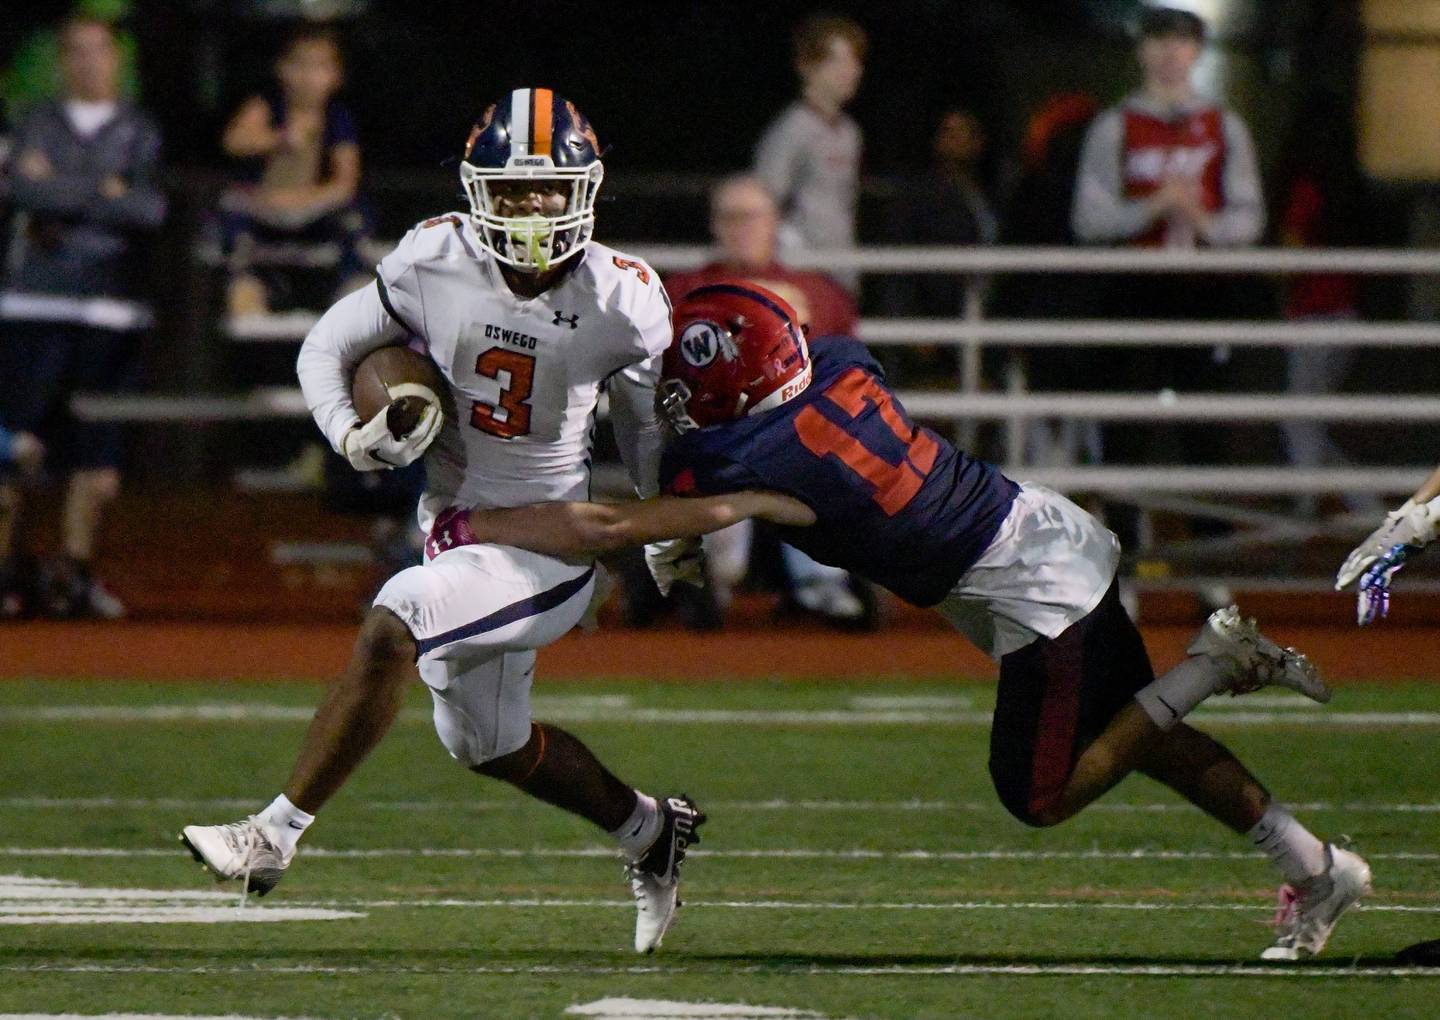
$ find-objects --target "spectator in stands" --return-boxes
[1070,6,1265,579]
[218,25,367,316]
[0,0,141,111]
[655,175,874,629]
[0,15,165,618]
[666,175,858,338]
[755,13,866,294]
[1073,8,1263,254]
[1274,90,1373,517]
[882,106,999,383]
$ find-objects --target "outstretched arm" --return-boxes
[1336,463,1440,624]
[467,492,815,560]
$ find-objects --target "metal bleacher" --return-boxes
[68,238,1440,588]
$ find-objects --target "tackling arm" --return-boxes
[466,493,815,559]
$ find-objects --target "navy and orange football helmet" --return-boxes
[459,87,604,272]
[660,282,813,433]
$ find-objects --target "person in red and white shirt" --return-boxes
[1072,7,1263,251]
[1068,6,1266,579]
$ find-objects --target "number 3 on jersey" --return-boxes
[793,368,939,516]
[470,347,535,438]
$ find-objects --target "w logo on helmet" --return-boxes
[679,321,724,367]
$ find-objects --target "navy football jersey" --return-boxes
[660,337,1019,606]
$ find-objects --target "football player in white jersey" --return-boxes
[178,88,803,953]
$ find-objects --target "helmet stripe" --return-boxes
[511,88,532,156]
[533,88,553,156]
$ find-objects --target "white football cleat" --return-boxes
[180,818,293,898]
[1188,605,1330,703]
[1262,844,1372,961]
[625,794,705,953]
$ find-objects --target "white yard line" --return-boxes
[280,896,1440,915]
[0,908,363,924]
[848,695,973,709]
[0,874,363,925]
[0,1015,327,1020]
[4,703,1440,726]
[2,961,1437,979]
[569,1000,852,1020]
[3,845,1438,863]
[3,796,1439,814]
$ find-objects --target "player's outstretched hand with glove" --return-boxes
[1336,496,1440,625]
[342,397,442,471]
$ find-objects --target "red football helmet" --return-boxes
[660,282,813,433]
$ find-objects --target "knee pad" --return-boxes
[425,651,534,767]
[989,759,1059,828]
[430,698,491,768]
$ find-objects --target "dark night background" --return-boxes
[2,0,1366,240]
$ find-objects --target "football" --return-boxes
[351,345,446,439]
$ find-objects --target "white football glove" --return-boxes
[1353,542,1418,626]
[644,536,706,597]
[1336,497,1440,590]
[341,393,442,472]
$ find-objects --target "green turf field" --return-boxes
[2,676,1439,1019]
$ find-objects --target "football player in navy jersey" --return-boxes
[460,281,1373,961]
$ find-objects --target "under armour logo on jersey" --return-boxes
[553,310,580,329]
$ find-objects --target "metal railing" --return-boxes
[78,242,1435,497]
[60,237,1440,589]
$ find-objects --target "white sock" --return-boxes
[1248,803,1328,885]
[1134,655,1226,731]
[610,791,661,860]
[258,794,315,856]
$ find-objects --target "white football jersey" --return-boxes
[368,214,671,526]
